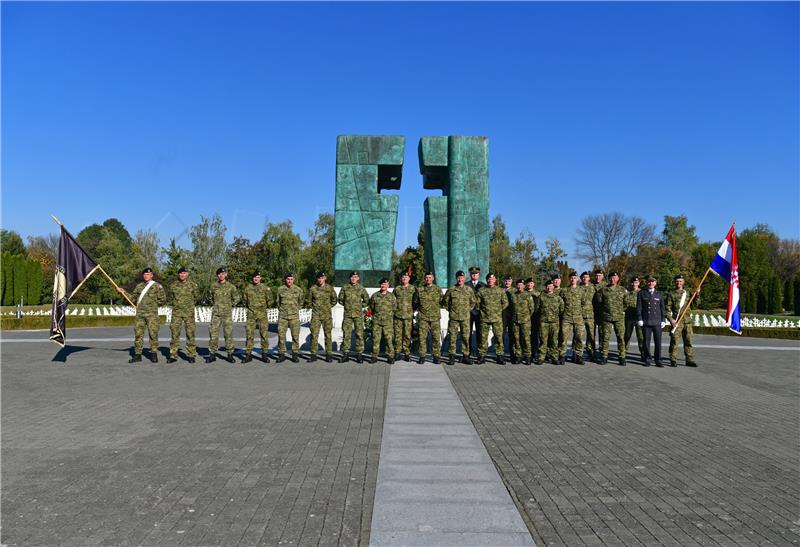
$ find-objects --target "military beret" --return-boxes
[142,267,153,274]
[400,271,410,277]
[503,274,513,281]
[544,279,554,286]
[379,277,389,284]
[525,277,534,284]
[569,271,578,277]
[580,271,589,277]
[216,266,226,274]
[425,271,434,276]
[629,275,639,282]
[646,274,657,281]
[609,271,619,277]
[455,270,465,277]
[593,269,604,274]
[252,270,261,277]
[674,274,684,281]
[349,271,359,277]
[516,278,526,285]
[485,272,496,281]
[284,272,294,279]
[178,267,188,274]
[551,273,561,280]
[317,271,326,278]
[469,266,480,274]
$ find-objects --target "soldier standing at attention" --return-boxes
[579,271,597,362]
[275,272,304,363]
[416,272,444,364]
[624,276,646,363]
[560,271,587,365]
[537,279,563,365]
[665,274,700,367]
[509,279,535,365]
[118,267,166,363]
[241,270,273,363]
[526,277,541,362]
[369,278,397,363]
[168,267,198,363]
[591,269,607,362]
[206,266,239,363]
[444,270,477,365]
[338,271,370,363]
[306,272,337,362]
[393,271,417,361]
[595,271,628,365]
[637,275,666,367]
[467,266,485,359]
[476,272,508,365]
[502,275,516,362]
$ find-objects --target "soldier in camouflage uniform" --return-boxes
[537,279,563,364]
[241,270,273,363]
[591,269,607,362]
[560,271,587,364]
[338,271,370,363]
[595,271,627,365]
[168,267,198,363]
[580,272,597,362]
[526,278,542,361]
[477,273,509,364]
[444,270,477,365]
[306,271,337,362]
[275,272,304,363]
[393,272,417,361]
[417,272,444,364]
[119,267,166,363]
[502,275,516,362]
[206,266,240,363]
[509,279,535,365]
[665,274,699,367]
[624,276,646,363]
[369,278,396,363]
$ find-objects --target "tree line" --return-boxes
[2,213,799,314]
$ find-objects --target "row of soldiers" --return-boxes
[118,265,698,367]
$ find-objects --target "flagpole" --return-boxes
[671,267,710,333]
[97,266,137,308]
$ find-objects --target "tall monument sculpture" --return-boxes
[333,135,404,286]
[420,136,489,284]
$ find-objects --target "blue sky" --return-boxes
[2,1,798,266]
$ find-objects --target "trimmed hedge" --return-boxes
[691,326,800,341]
[0,315,167,331]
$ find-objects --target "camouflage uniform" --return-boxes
[444,285,477,356]
[132,280,166,355]
[538,292,564,362]
[560,286,586,359]
[241,282,273,356]
[338,283,370,353]
[209,281,239,354]
[665,288,696,363]
[509,290,535,359]
[592,280,607,356]
[624,288,646,360]
[307,284,337,355]
[527,288,542,358]
[393,284,417,356]
[369,291,396,358]
[477,285,508,357]
[417,284,444,358]
[596,284,627,360]
[580,282,597,356]
[169,279,198,359]
[276,284,304,354]
[503,286,516,357]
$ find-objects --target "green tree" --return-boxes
[27,234,59,302]
[190,214,228,304]
[298,213,334,286]
[253,221,304,286]
[25,259,43,305]
[783,279,794,313]
[691,243,727,310]
[161,238,191,280]
[767,275,783,314]
[539,237,566,284]
[226,236,258,288]
[0,230,26,256]
[77,218,132,258]
[392,223,425,285]
[794,276,800,316]
[661,215,699,252]
[738,224,779,315]
[489,215,513,276]
[511,229,538,280]
[131,230,161,275]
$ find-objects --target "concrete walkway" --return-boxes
[370,362,535,546]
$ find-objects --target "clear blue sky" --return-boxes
[3,2,798,266]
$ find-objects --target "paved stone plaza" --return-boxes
[2,327,798,546]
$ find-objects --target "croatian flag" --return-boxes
[709,225,741,334]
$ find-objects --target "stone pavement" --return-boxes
[2,329,798,546]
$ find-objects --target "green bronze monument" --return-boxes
[334,135,404,286]
[420,136,490,284]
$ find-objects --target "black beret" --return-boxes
[284,272,294,278]
[516,278,526,285]
[674,274,684,281]
[178,267,188,274]
[252,270,261,277]
[569,271,578,277]
[503,275,513,281]
[551,273,561,280]
[544,279,555,286]
[593,269,604,274]
[580,271,589,277]
[317,271,326,278]
[629,275,639,282]
[349,271,359,276]
[425,271,434,276]
[455,270,465,277]
[379,277,389,284]
[142,267,153,274]
[525,277,534,284]
[216,266,226,274]
[609,271,619,277]
[485,272,496,281]
[400,271,410,277]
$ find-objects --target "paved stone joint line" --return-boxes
[370,362,536,546]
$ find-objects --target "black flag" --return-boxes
[49,226,99,347]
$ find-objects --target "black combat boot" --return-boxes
[187,357,196,363]
[309,354,317,362]
[462,355,471,365]
[227,352,235,363]
[387,355,395,364]
[241,354,253,364]
[340,352,350,363]
[449,355,456,366]
[432,356,440,364]
[619,357,626,366]
[149,353,158,363]
[261,353,270,363]
[670,359,677,367]
[276,353,286,363]
[167,356,178,363]
[496,355,505,365]
[356,353,363,364]
[371,355,378,364]
[205,354,216,363]
[686,361,698,367]
[476,355,485,365]
[418,355,425,364]
[291,353,299,363]
[404,353,410,362]
[128,354,142,363]
[325,353,332,363]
